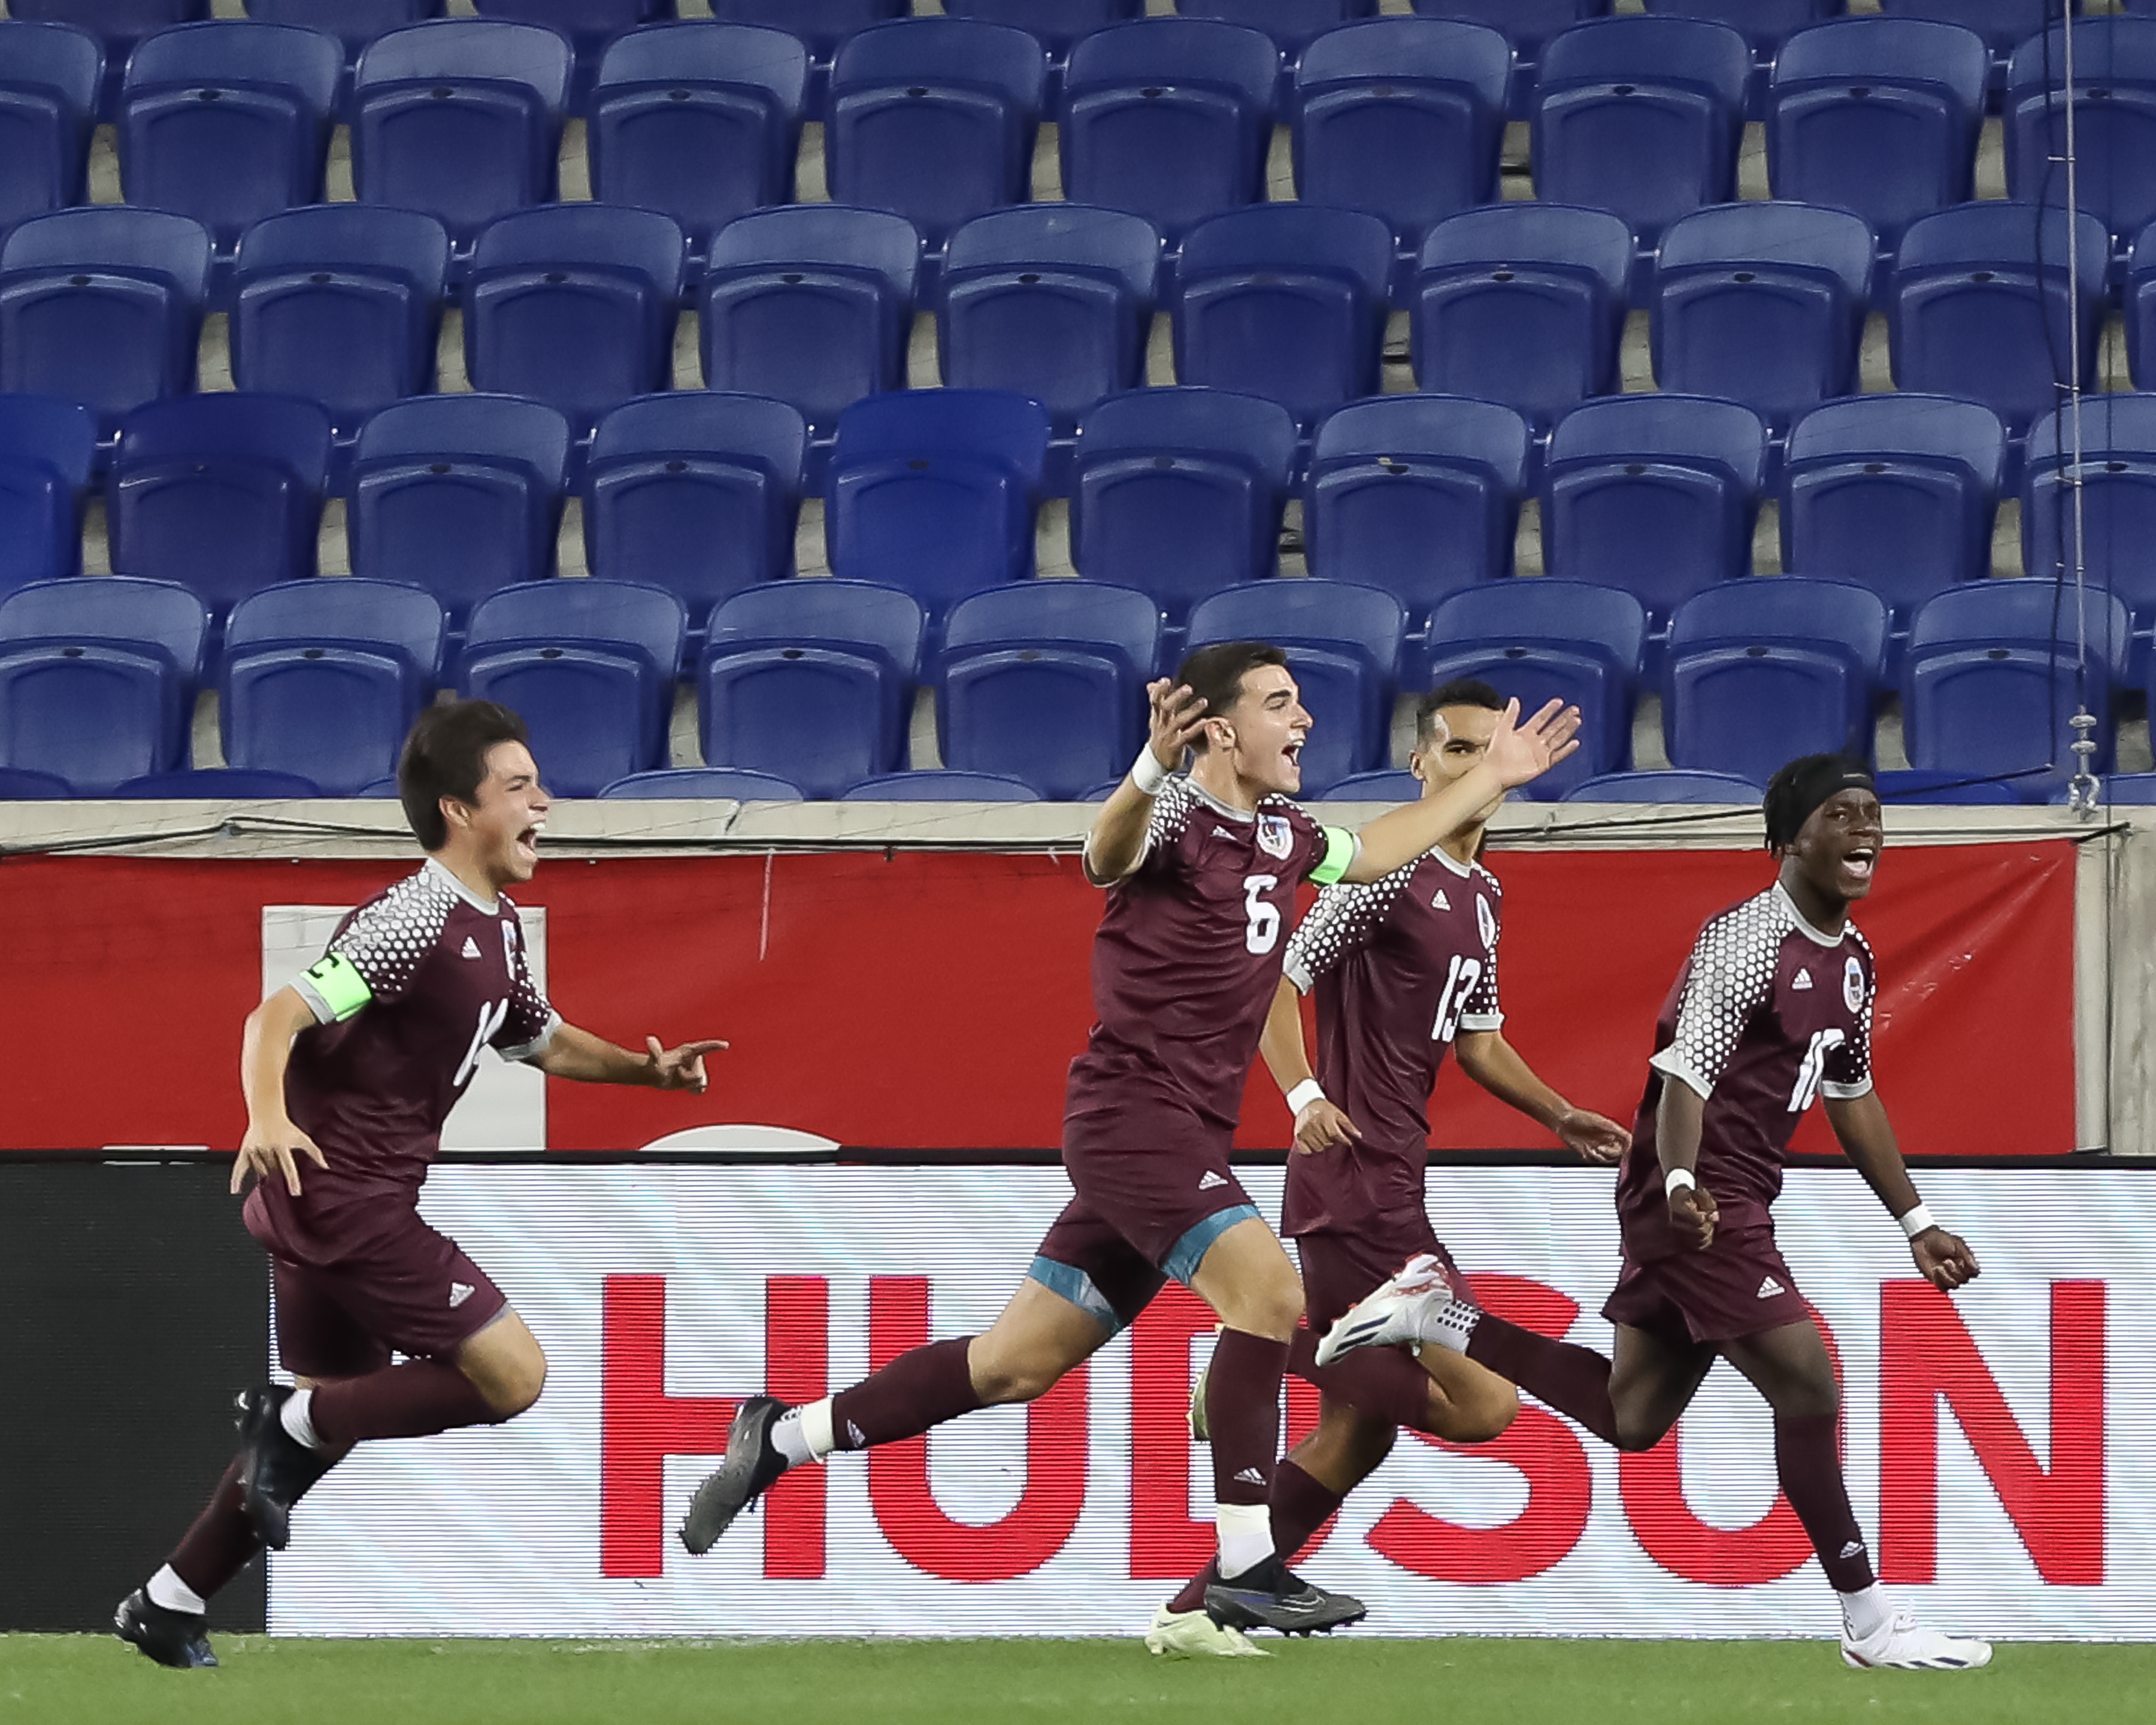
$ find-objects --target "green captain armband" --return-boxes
[301,952,374,1021]
[1310,825,1356,886]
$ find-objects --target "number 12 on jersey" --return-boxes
[1431,955,1483,1044]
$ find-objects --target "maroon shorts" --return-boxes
[244,1184,508,1375]
[1601,1225,1810,1346]
[1294,1222,1471,1334]
[1032,1098,1263,1331]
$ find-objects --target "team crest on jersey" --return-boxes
[1843,955,1864,1012]
[1256,814,1293,860]
[1476,894,1497,949]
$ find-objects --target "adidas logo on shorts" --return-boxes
[1199,1170,1228,1190]
[450,1281,475,1308]
[1757,1275,1785,1299]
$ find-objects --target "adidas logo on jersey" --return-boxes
[1198,1170,1229,1191]
[1432,889,1451,910]
[461,936,482,960]
[449,1281,475,1308]
[1758,1275,1785,1299]
[1792,970,1813,991]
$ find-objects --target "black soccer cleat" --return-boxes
[114,1588,217,1669]
[679,1394,791,1556]
[235,1384,334,1552]
[1204,1558,1368,1638]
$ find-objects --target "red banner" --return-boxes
[0,842,2076,1154]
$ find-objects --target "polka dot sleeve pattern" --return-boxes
[1283,864,1411,994]
[1820,922,1876,1100]
[1649,891,1786,1101]
[491,897,560,1061]
[312,867,459,1016]
[1457,868,1504,1032]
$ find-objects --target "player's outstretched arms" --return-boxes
[531,1024,729,1092]
[1258,977,1360,1155]
[1341,699,1580,883]
[1454,1030,1628,1164]
[235,986,331,1196]
[1655,1075,1718,1249]
[1085,679,1207,885]
[1823,1090,1981,1293]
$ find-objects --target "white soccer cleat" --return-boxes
[1144,1606,1270,1659]
[1313,1253,1468,1366]
[1841,1611,1993,1672]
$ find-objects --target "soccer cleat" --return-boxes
[1842,1611,1994,1671]
[1204,1558,1367,1637]
[235,1384,334,1551]
[1313,1252,1470,1366]
[1145,1604,1269,1658]
[679,1394,791,1556]
[114,1588,217,1669]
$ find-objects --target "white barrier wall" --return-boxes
[270,1164,2142,1641]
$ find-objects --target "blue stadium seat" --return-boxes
[1875,766,2024,805]
[461,579,686,796]
[1173,204,1395,428]
[0,207,210,426]
[229,205,450,436]
[2007,19,2156,259]
[600,764,804,799]
[1173,1,1376,60]
[0,22,101,237]
[2118,216,2156,389]
[1410,202,1631,429]
[1903,579,2131,800]
[1289,18,1509,264]
[464,204,685,434]
[705,1,905,65]
[945,2,1144,59]
[1531,16,1748,268]
[1564,767,1763,802]
[1879,1,2057,62]
[1421,579,1646,797]
[0,395,97,594]
[0,764,73,797]
[1070,387,1297,622]
[1312,765,1421,801]
[0,575,205,789]
[1640,0,1845,63]
[349,395,571,623]
[583,392,806,619]
[107,394,334,617]
[221,577,443,794]
[114,765,321,797]
[1410,4,1610,116]
[825,390,1050,620]
[1766,18,1985,256]
[589,24,806,262]
[1651,202,1873,429]
[471,3,668,91]
[826,19,1045,251]
[1304,395,1531,613]
[244,4,446,70]
[1059,19,1277,244]
[352,20,571,248]
[1663,577,1888,785]
[700,204,920,438]
[1540,395,1769,620]
[117,22,342,255]
[1888,203,2109,437]
[2022,395,2156,632]
[841,767,1041,801]
[937,205,1159,432]
[937,580,1159,798]
[700,578,925,795]
[10,2,204,119]
[1780,395,2006,631]
[1188,578,1405,792]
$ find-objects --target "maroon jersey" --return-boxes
[1616,882,1875,1261]
[1277,848,1503,1239]
[1065,777,1356,1133]
[277,858,558,1199]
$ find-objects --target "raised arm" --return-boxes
[232,985,330,1197]
[1454,1030,1627,1164]
[1084,679,1209,886]
[529,1024,727,1092]
[1823,1090,1979,1292]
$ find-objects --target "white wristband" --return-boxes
[1897,1203,1938,1240]
[1664,1166,1697,1197]
[1285,1079,1327,1116]
[1130,747,1171,797]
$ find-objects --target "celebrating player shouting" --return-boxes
[683,643,1579,1642]
[1148,679,1631,1654]
[1321,753,1993,1671]
[117,702,726,1669]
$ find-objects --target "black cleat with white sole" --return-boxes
[114,1589,217,1669]
[235,1384,334,1551]
[1204,1558,1367,1637]
[679,1394,791,1556]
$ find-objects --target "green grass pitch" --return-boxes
[4,1637,2150,1725]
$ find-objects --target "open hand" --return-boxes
[232,1115,328,1197]
[1556,1107,1629,1166]
[1292,1097,1361,1155]
[647,1036,728,1094]
[1912,1227,1981,1293]
[1669,1181,1718,1251]
[1143,679,1209,777]
[1485,698,1583,791]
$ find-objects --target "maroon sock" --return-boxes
[1165,1458,1345,1611]
[1205,1328,1288,1508]
[166,1458,263,1602]
[831,1336,981,1451]
[309,1360,502,1448]
[1464,1314,1621,1448]
[1288,1325,1434,1432]
[1775,1412,1876,1593]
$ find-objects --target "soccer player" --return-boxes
[1146,678,1631,1654]
[682,643,1579,1642]
[116,701,727,1669]
[1320,753,1994,1671]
